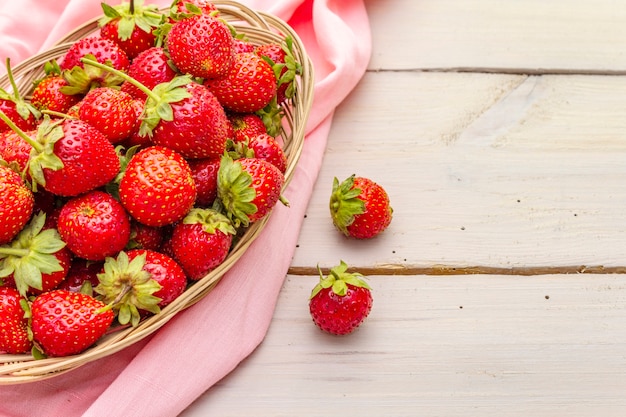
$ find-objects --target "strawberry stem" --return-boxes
[0,109,43,152]
[0,247,30,257]
[80,57,158,102]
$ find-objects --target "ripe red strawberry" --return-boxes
[169,208,236,280]
[122,98,152,148]
[24,118,121,197]
[237,133,287,174]
[256,37,302,104]
[57,258,103,293]
[0,212,69,297]
[98,1,162,60]
[166,13,234,79]
[0,59,40,134]
[125,249,187,308]
[31,75,82,114]
[0,130,33,174]
[0,164,34,245]
[126,221,164,251]
[78,87,137,143]
[94,251,166,326]
[233,38,256,54]
[120,47,177,101]
[119,145,196,227]
[57,190,131,261]
[204,52,277,113]
[330,175,393,239]
[30,289,114,357]
[229,112,268,143]
[59,37,130,72]
[188,157,220,207]
[309,261,373,335]
[0,287,32,354]
[217,154,285,227]
[146,80,231,159]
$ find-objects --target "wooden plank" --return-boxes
[291,71,626,270]
[367,0,626,73]
[181,273,626,416]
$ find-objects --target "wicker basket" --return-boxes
[0,0,314,384]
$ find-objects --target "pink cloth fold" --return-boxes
[0,0,371,415]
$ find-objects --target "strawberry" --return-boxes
[120,47,177,101]
[78,86,137,143]
[171,0,219,17]
[166,13,234,79]
[125,248,187,308]
[94,251,165,326]
[25,118,120,196]
[57,258,103,293]
[329,175,393,239]
[217,154,285,227]
[57,190,131,261]
[256,36,302,104]
[0,130,33,174]
[60,37,130,72]
[147,80,231,159]
[31,61,82,114]
[119,145,196,227]
[0,213,69,297]
[229,112,268,143]
[98,0,163,60]
[81,58,231,160]
[169,208,236,280]
[233,38,256,54]
[30,289,114,357]
[232,133,287,174]
[0,287,32,354]
[126,221,164,251]
[309,261,373,336]
[123,98,152,148]
[0,164,34,245]
[188,157,220,207]
[0,59,40,134]
[204,52,277,113]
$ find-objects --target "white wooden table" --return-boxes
[182,1,626,415]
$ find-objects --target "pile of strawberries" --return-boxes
[0,0,303,358]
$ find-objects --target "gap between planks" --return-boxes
[369,67,626,76]
[288,265,626,276]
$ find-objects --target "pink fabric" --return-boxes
[0,0,370,415]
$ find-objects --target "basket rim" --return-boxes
[0,0,314,384]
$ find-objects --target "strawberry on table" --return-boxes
[57,190,131,261]
[169,208,236,280]
[217,154,285,227]
[119,145,196,227]
[330,174,393,239]
[309,261,373,336]
[30,289,114,357]
[0,164,34,245]
[0,287,32,354]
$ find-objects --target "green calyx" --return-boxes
[80,57,193,138]
[183,207,237,236]
[329,174,365,236]
[310,260,371,299]
[217,154,257,228]
[95,251,162,327]
[99,0,164,41]
[61,54,127,95]
[255,97,284,137]
[0,58,41,122]
[0,212,66,297]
